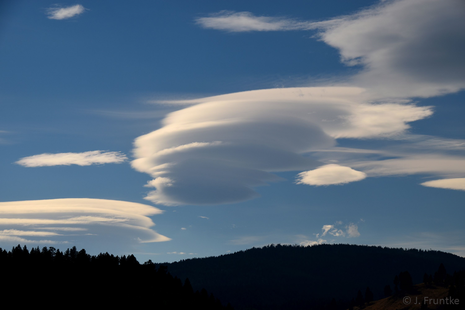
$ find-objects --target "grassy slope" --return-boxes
[360,284,452,310]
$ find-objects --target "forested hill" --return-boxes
[0,245,232,309]
[161,244,465,310]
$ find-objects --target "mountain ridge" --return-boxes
[160,244,465,310]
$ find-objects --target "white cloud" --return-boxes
[195,11,331,32]
[321,224,334,236]
[299,221,361,245]
[421,178,465,191]
[297,164,366,186]
[0,199,170,249]
[47,4,86,20]
[300,238,326,247]
[199,0,465,99]
[355,155,465,178]
[16,151,127,167]
[316,0,465,98]
[0,229,60,237]
[346,223,360,238]
[198,216,209,219]
[132,87,431,206]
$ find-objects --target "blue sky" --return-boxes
[0,0,464,263]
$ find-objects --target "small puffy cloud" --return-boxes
[297,164,366,186]
[47,4,86,20]
[0,199,170,251]
[346,223,361,238]
[421,178,465,191]
[132,87,430,206]
[196,11,327,32]
[321,225,334,236]
[16,151,127,167]
[301,221,361,245]
[198,216,209,219]
[300,238,326,247]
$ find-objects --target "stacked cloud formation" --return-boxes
[132,87,431,205]
[133,0,465,206]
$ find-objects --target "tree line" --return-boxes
[0,244,232,309]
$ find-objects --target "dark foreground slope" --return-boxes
[161,244,465,310]
[0,245,231,309]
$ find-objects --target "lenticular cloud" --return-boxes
[296,164,366,186]
[132,87,431,206]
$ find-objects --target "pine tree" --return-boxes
[356,290,364,306]
[365,287,374,303]
[384,284,392,297]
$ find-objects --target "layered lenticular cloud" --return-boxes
[0,199,170,246]
[16,151,127,167]
[132,87,431,206]
[130,0,465,206]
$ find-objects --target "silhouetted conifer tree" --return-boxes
[399,271,413,292]
[384,284,392,297]
[365,287,374,303]
[434,263,447,285]
[394,275,399,293]
[355,290,364,306]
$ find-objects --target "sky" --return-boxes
[0,0,464,263]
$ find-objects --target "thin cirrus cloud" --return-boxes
[16,151,127,167]
[47,4,86,20]
[131,87,432,206]
[0,199,170,250]
[195,11,334,32]
[197,0,465,99]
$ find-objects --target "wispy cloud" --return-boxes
[346,223,360,238]
[0,199,170,248]
[47,4,86,20]
[0,130,11,144]
[230,236,263,245]
[381,231,465,257]
[16,151,127,167]
[167,251,196,255]
[198,216,209,220]
[195,11,333,32]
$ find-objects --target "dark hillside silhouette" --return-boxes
[0,245,231,309]
[160,244,465,310]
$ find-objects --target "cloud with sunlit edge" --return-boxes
[0,199,170,248]
[47,4,86,20]
[16,151,127,167]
